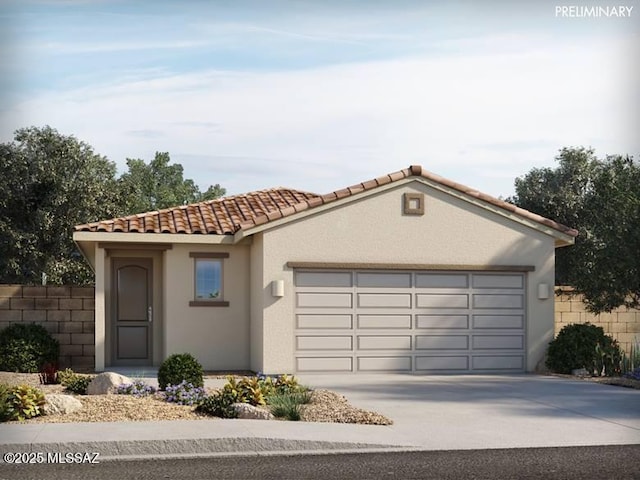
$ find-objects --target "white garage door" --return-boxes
[294,270,526,373]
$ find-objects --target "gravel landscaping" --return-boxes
[0,372,392,425]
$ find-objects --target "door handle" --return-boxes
[148,306,152,323]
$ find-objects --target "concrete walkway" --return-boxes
[1,375,638,460]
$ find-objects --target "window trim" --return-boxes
[189,252,230,307]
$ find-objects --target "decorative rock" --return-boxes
[87,372,132,395]
[571,368,589,377]
[232,403,274,420]
[43,394,83,416]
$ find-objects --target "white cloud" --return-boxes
[1,32,636,198]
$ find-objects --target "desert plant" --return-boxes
[60,371,94,395]
[594,340,624,376]
[115,380,157,398]
[0,384,12,422]
[196,391,238,419]
[0,323,59,373]
[546,323,620,375]
[267,394,302,421]
[157,353,203,390]
[237,377,267,406]
[39,362,59,385]
[163,380,206,406]
[4,384,46,421]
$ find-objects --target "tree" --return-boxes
[117,152,225,214]
[0,126,121,284]
[509,147,640,312]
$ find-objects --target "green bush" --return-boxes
[157,353,204,390]
[196,391,239,419]
[267,393,304,421]
[1,384,46,421]
[0,323,59,373]
[546,323,622,375]
[58,369,94,394]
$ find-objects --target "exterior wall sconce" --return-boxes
[272,280,285,298]
[537,283,550,300]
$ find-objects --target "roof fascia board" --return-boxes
[72,231,251,245]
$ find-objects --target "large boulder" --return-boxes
[232,403,274,420]
[43,394,83,415]
[87,372,132,395]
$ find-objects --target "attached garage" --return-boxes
[294,269,527,373]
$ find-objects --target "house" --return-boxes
[73,165,577,374]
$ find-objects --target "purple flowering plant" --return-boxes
[163,380,206,406]
[624,367,640,381]
[115,380,157,398]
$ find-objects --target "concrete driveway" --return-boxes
[298,374,640,450]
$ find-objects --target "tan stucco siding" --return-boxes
[163,244,251,370]
[249,233,265,372]
[259,181,556,373]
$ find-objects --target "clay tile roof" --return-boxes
[75,166,578,238]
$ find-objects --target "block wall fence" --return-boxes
[0,285,95,371]
[1,284,639,371]
[555,287,640,355]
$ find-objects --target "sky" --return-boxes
[0,0,638,198]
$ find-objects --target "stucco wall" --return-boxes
[555,287,640,355]
[256,180,558,373]
[163,243,251,370]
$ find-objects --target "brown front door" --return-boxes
[112,258,153,365]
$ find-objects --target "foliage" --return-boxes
[546,323,622,375]
[115,380,157,398]
[267,394,303,421]
[195,391,238,419]
[117,152,226,214]
[157,353,204,391]
[621,339,640,374]
[163,380,206,406]
[39,362,59,385]
[0,323,60,373]
[59,370,94,395]
[0,384,12,422]
[0,126,121,284]
[3,384,46,421]
[509,148,640,312]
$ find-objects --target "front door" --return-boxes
[112,258,153,365]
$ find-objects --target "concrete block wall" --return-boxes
[0,285,95,371]
[555,287,640,355]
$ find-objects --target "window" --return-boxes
[189,252,229,306]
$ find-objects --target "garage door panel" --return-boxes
[357,272,411,288]
[472,355,524,370]
[297,314,353,329]
[472,335,524,350]
[416,314,469,329]
[473,294,523,309]
[357,336,411,350]
[357,356,412,371]
[296,336,353,350]
[297,357,353,372]
[416,274,468,288]
[472,274,523,289]
[416,356,469,371]
[416,335,469,350]
[358,293,411,308]
[296,271,352,287]
[473,315,523,329]
[297,293,352,308]
[416,294,468,308]
[358,314,411,329]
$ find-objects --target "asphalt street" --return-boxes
[1,445,639,480]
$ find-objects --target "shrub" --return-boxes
[0,323,59,373]
[115,380,157,398]
[157,353,203,391]
[196,391,239,419]
[546,323,622,375]
[267,394,303,421]
[624,367,640,381]
[3,385,46,421]
[59,370,94,395]
[0,384,12,422]
[163,380,206,406]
